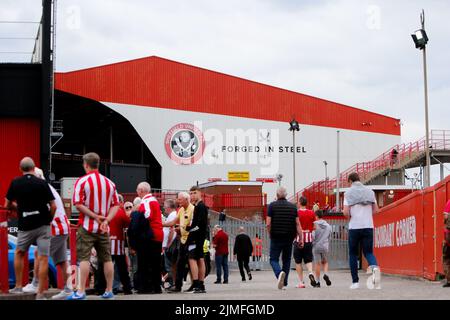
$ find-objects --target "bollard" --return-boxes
[69,225,78,290]
[57,265,64,289]
[0,209,9,293]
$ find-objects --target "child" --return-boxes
[311,210,332,287]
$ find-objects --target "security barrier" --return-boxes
[373,175,450,280]
[208,210,349,270]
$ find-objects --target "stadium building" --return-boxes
[51,56,401,199]
[0,1,401,201]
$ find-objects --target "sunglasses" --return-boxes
[125,206,132,210]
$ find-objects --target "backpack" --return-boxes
[127,211,154,249]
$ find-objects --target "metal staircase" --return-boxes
[293,130,450,205]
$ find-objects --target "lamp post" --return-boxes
[411,9,431,188]
[289,118,300,201]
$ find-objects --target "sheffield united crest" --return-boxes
[164,123,205,164]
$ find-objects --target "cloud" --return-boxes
[2,0,449,184]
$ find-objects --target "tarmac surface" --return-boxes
[2,269,448,301]
[94,269,448,300]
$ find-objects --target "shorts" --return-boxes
[76,227,112,263]
[17,225,51,256]
[187,241,204,260]
[313,251,329,264]
[293,242,313,264]
[50,234,68,265]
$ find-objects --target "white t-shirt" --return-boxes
[344,193,376,230]
[162,210,178,248]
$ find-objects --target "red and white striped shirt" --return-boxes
[72,170,119,234]
[111,239,126,255]
[296,208,316,243]
[49,184,70,236]
[296,230,313,243]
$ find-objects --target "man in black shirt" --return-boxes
[186,186,209,293]
[4,157,56,299]
[233,226,253,282]
[266,186,303,290]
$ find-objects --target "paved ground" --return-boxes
[2,270,448,300]
[94,270,449,300]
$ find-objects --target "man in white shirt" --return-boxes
[343,172,381,290]
[162,199,178,287]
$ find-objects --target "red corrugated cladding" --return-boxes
[371,175,450,280]
[55,56,401,136]
[0,118,40,200]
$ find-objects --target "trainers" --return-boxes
[166,286,182,293]
[223,280,228,284]
[296,282,306,288]
[314,282,321,288]
[9,287,24,294]
[52,290,73,300]
[184,284,195,293]
[372,266,381,289]
[193,287,206,294]
[349,283,359,290]
[100,291,114,299]
[277,271,286,290]
[214,280,221,284]
[23,283,38,293]
[443,283,450,288]
[308,274,317,287]
[323,274,332,286]
[35,294,47,300]
[66,291,87,300]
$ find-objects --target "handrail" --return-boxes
[293,130,450,202]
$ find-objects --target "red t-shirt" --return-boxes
[109,207,130,255]
[213,230,229,256]
[298,208,316,231]
[297,208,316,243]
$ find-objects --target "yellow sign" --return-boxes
[228,171,250,181]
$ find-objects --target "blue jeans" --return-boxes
[269,238,293,286]
[215,254,229,282]
[349,228,378,283]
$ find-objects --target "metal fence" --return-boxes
[208,211,349,271]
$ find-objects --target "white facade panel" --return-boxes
[104,102,401,201]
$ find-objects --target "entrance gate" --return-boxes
[208,211,349,270]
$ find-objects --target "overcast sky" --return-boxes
[1,0,449,182]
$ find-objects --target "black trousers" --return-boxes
[136,241,162,293]
[204,253,211,277]
[136,245,151,293]
[237,255,251,280]
[175,244,188,289]
[112,255,132,292]
[149,241,163,292]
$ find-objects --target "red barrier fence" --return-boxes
[0,208,8,293]
[373,175,450,280]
